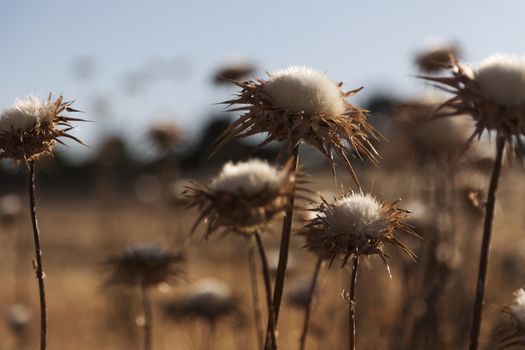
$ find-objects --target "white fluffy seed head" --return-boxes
[263,66,346,117]
[474,54,525,106]
[510,288,525,328]
[210,159,286,195]
[324,193,385,235]
[0,96,55,133]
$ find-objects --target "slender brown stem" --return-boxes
[248,241,264,348]
[254,232,277,350]
[349,256,359,350]
[28,160,47,350]
[141,284,153,350]
[469,136,505,350]
[272,145,299,322]
[299,256,323,350]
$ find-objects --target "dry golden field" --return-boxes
[0,156,523,350]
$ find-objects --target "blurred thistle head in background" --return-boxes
[421,54,525,158]
[391,97,473,159]
[147,122,182,155]
[213,60,255,85]
[486,288,525,349]
[185,158,301,237]
[105,244,185,289]
[415,40,461,73]
[162,278,243,326]
[215,65,380,186]
[300,192,418,273]
[0,95,84,163]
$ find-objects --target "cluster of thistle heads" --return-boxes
[3,44,525,346]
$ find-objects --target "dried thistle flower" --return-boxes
[216,66,380,185]
[105,244,184,289]
[415,41,461,73]
[162,278,242,325]
[0,95,84,162]
[185,158,299,236]
[299,192,418,272]
[487,288,525,349]
[147,122,182,154]
[421,54,525,158]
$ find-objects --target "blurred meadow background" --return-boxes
[1,1,525,349]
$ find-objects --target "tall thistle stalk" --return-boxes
[140,283,153,350]
[28,160,47,350]
[348,256,359,350]
[247,241,264,348]
[272,145,299,322]
[469,136,505,350]
[420,54,525,349]
[0,95,85,350]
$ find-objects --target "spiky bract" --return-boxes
[0,95,84,162]
[421,54,525,159]
[185,159,300,237]
[300,192,417,271]
[215,66,380,186]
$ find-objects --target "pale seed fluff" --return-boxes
[210,159,286,195]
[474,54,525,106]
[324,193,385,235]
[263,66,346,117]
[0,96,55,133]
[509,288,525,328]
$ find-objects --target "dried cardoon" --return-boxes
[301,192,417,268]
[300,192,417,350]
[147,123,182,154]
[163,279,242,326]
[214,61,255,84]
[216,65,380,185]
[421,54,525,157]
[415,41,461,73]
[105,244,184,289]
[422,54,525,350]
[105,244,184,350]
[6,303,31,336]
[185,158,298,236]
[0,95,83,162]
[486,288,525,349]
[0,94,84,350]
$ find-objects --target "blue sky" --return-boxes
[1,0,524,160]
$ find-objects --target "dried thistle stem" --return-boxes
[469,135,506,350]
[349,256,359,350]
[299,256,323,350]
[28,160,47,350]
[271,145,299,322]
[248,241,264,348]
[254,231,277,350]
[141,284,153,350]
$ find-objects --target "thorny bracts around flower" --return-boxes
[214,66,381,188]
[299,192,419,276]
[420,55,525,160]
[184,158,307,238]
[0,95,85,162]
[105,244,185,289]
